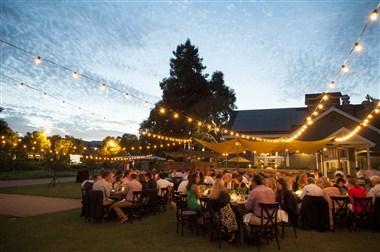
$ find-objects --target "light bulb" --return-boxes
[72,71,79,79]
[34,56,42,65]
[341,64,349,73]
[100,83,107,91]
[159,108,166,114]
[370,9,378,21]
[173,113,179,119]
[354,42,363,52]
[42,92,48,98]
[198,121,202,126]
[17,82,24,89]
[322,94,329,101]
[187,117,193,123]
[328,81,335,89]
[124,92,129,99]
[318,104,324,109]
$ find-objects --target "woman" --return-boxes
[347,178,367,213]
[296,173,308,191]
[208,179,238,243]
[276,178,298,225]
[265,177,277,192]
[334,178,347,196]
[233,174,249,195]
[186,173,202,211]
[320,178,341,230]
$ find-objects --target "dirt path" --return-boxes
[0,193,81,217]
[0,177,75,188]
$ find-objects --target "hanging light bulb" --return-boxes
[124,92,129,99]
[322,94,329,101]
[318,104,324,109]
[72,70,79,79]
[34,56,42,65]
[187,117,193,123]
[370,9,378,21]
[159,107,166,114]
[42,92,48,98]
[341,64,349,73]
[100,83,107,91]
[144,101,149,107]
[353,42,363,52]
[173,113,179,119]
[197,121,202,126]
[17,82,24,89]
[328,81,335,89]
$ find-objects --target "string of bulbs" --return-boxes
[150,5,380,143]
[0,5,379,144]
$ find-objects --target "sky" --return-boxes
[0,0,379,140]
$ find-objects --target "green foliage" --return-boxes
[140,39,236,139]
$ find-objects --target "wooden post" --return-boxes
[336,143,341,171]
[315,153,319,170]
[367,147,371,169]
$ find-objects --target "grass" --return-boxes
[0,183,379,251]
[0,208,379,252]
[0,170,78,180]
[0,182,81,199]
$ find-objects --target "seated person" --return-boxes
[143,172,157,190]
[186,173,202,211]
[299,177,323,200]
[208,179,238,243]
[334,178,347,195]
[233,174,249,194]
[177,179,189,195]
[245,175,276,225]
[347,178,367,213]
[276,178,298,224]
[93,171,115,206]
[156,173,174,196]
[111,173,142,223]
[81,174,101,191]
[368,176,380,203]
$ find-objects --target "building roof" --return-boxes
[229,107,308,134]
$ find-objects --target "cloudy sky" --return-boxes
[0,0,379,140]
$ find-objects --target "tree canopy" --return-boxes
[140,39,236,138]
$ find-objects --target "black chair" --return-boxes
[373,197,380,231]
[352,196,373,230]
[208,204,224,249]
[330,196,350,231]
[81,190,105,221]
[281,211,298,239]
[174,194,198,236]
[159,187,169,212]
[250,202,280,251]
[300,196,329,232]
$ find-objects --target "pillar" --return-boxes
[315,153,319,170]
[367,147,371,169]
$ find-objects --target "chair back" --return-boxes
[353,196,373,215]
[132,191,143,207]
[331,196,349,214]
[259,202,279,228]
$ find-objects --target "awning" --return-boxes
[227,156,252,163]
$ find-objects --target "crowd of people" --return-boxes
[82,166,380,235]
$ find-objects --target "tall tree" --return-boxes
[140,39,236,138]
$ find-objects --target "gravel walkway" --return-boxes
[0,193,81,217]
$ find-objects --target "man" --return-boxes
[299,177,323,200]
[143,172,157,190]
[245,175,276,225]
[368,176,380,203]
[92,171,114,206]
[111,173,142,223]
[156,173,174,195]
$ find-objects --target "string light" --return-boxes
[34,56,42,65]
[42,92,48,98]
[370,9,378,21]
[187,117,193,123]
[335,101,380,142]
[159,108,166,114]
[17,82,24,89]
[72,70,79,79]
[173,113,179,119]
[354,42,363,52]
[341,64,349,73]
[329,81,335,89]
[100,83,107,91]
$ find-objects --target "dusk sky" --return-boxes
[0,0,379,140]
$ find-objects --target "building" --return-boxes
[228,93,380,177]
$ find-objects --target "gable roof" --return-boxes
[229,107,308,134]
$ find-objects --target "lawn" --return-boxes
[0,182,81,199]
[1,208,379,252]
[0,169,78,180]
[0,183,379,251]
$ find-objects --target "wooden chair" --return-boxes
[159,187,169,211]
[352,196,373,230]
[250,202,280,251]
[174,194,198,236]
[330,196,350,231]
